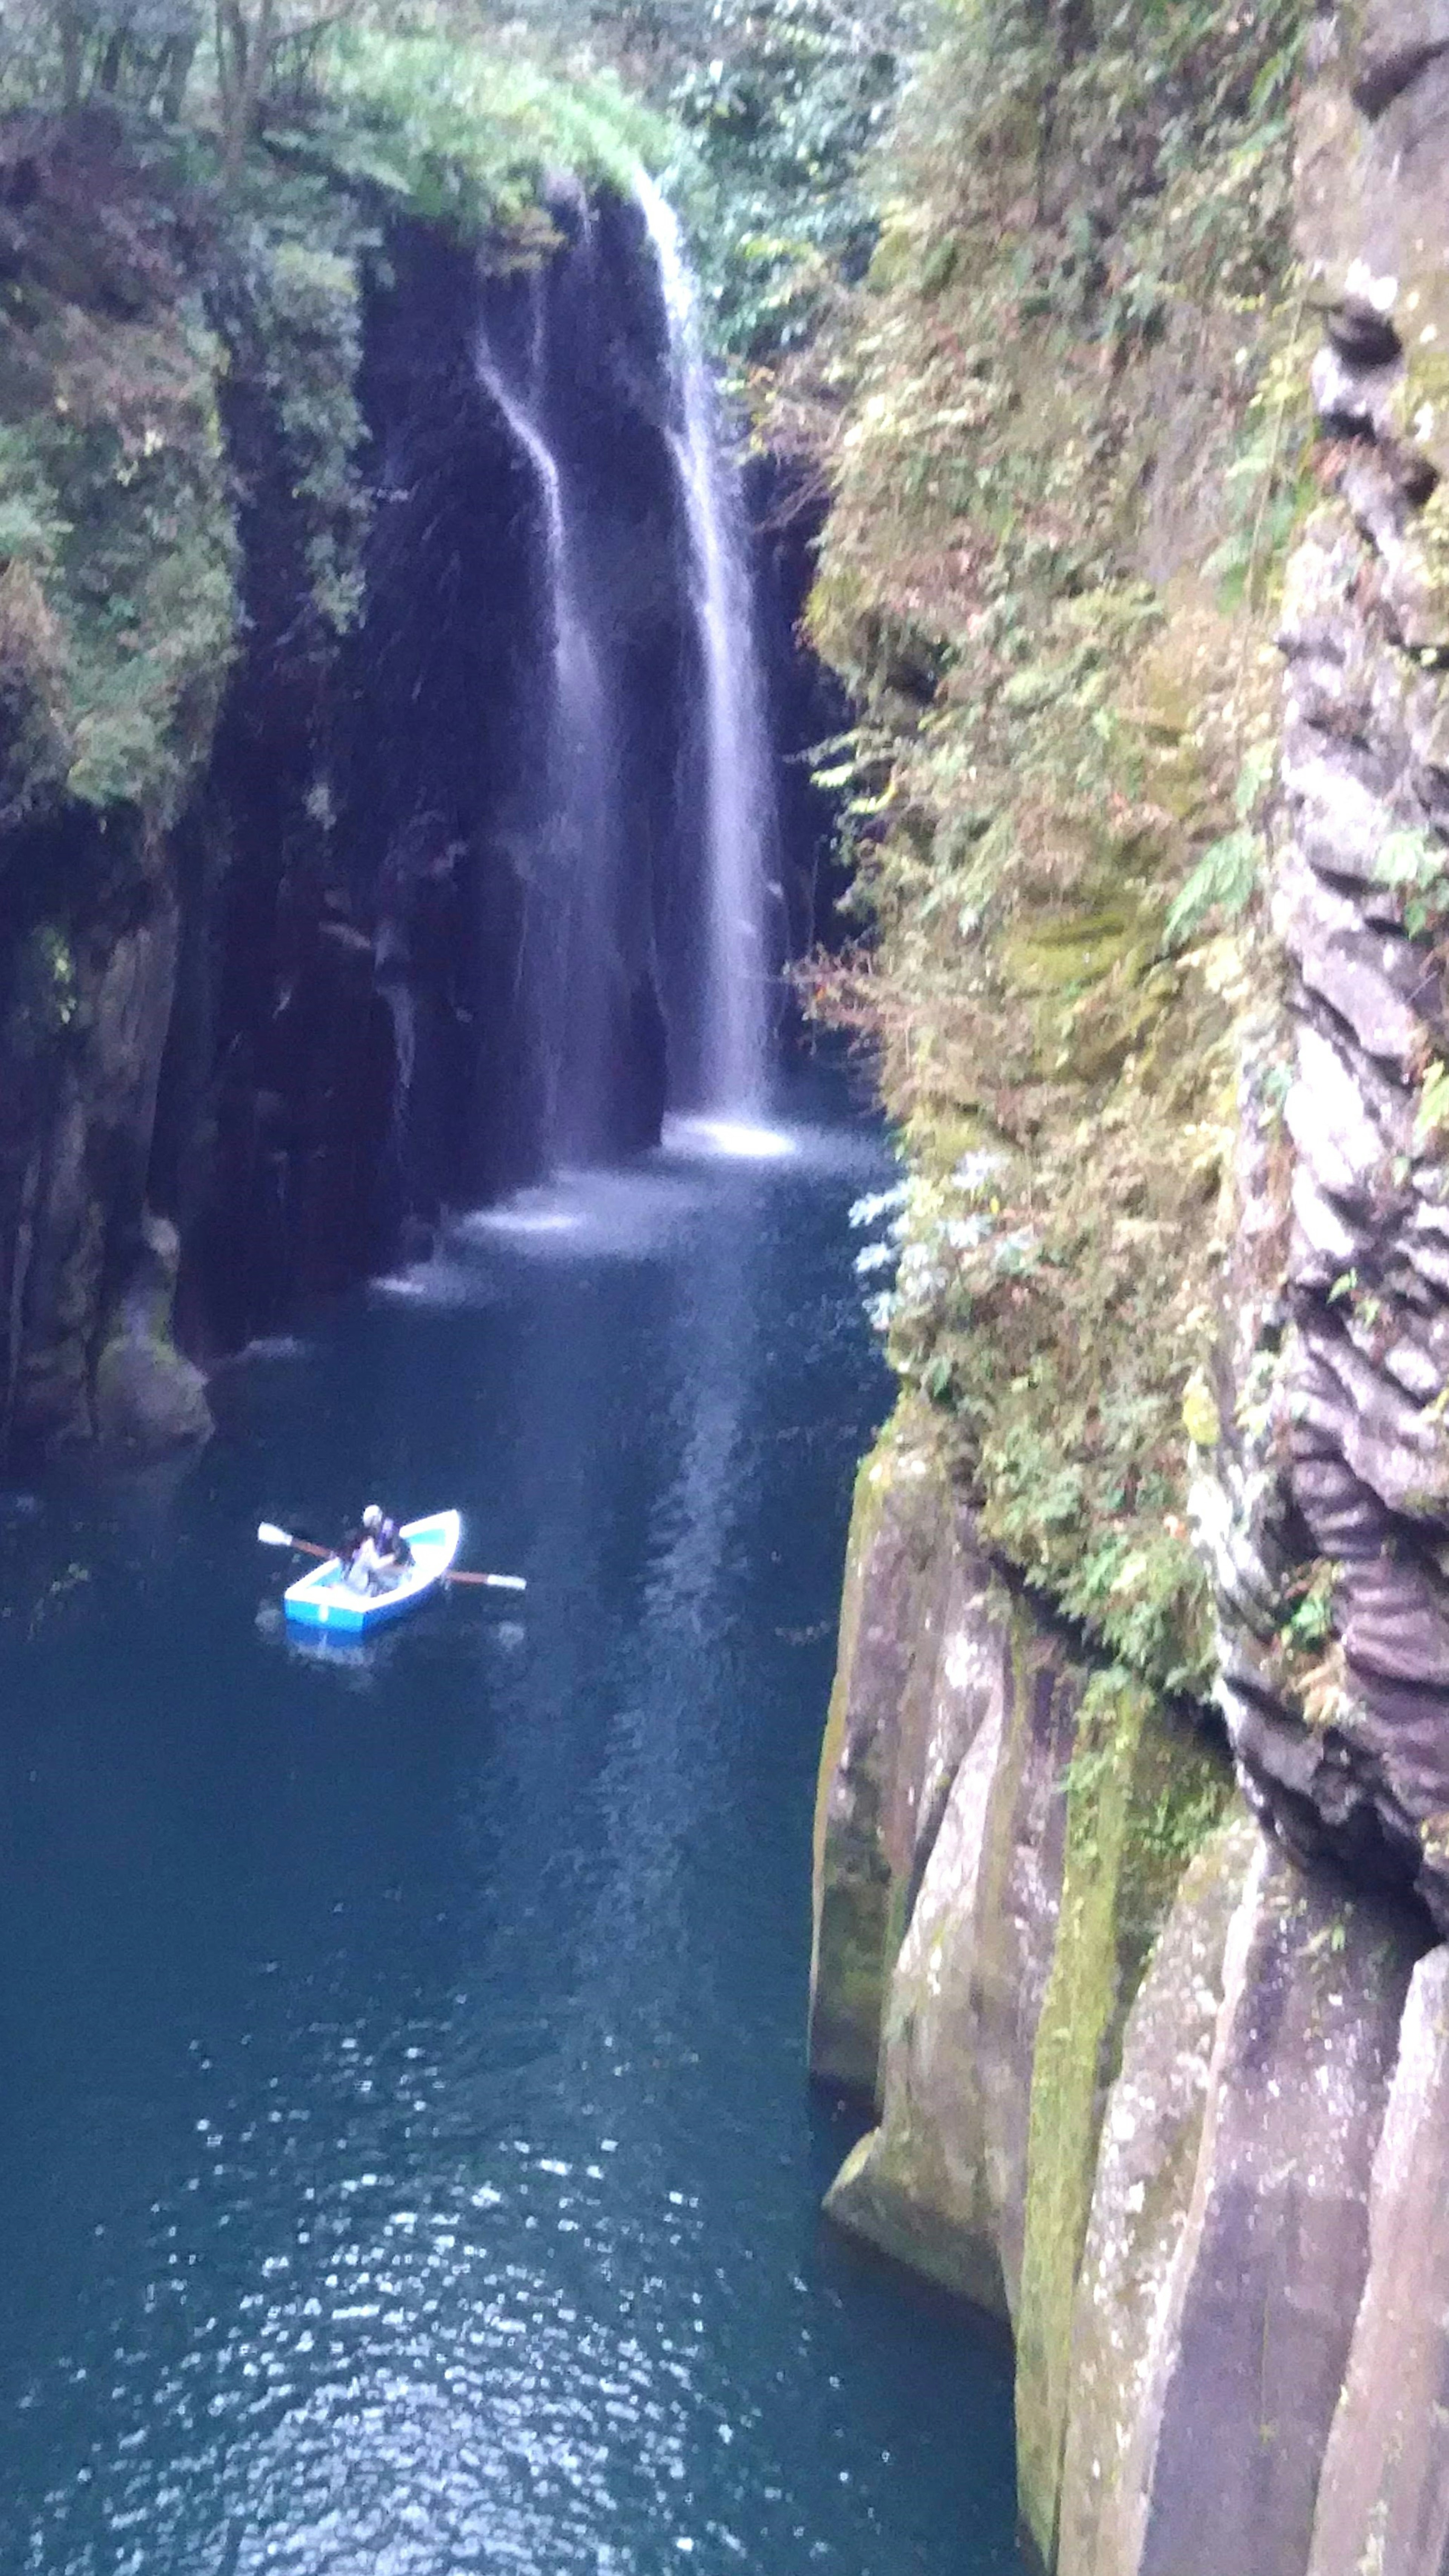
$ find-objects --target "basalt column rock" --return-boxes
[1056,1810,1260,2576]
[1058,1831,1428,2576]
[1195,3,1449,1929]
[808,1416,1015,2100]
[813,1414,1230,2502]
[1,841,191,1451]
[1306,1941,1449,2576]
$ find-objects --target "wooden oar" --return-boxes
[257,1523,526,1591]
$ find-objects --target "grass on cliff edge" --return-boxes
[802,0,1314,1699]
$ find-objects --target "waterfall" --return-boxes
[465,183,776,1179]
[474,254,616,1164]
[637,174,775,1123]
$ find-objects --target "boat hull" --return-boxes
[282,1511,461,1632]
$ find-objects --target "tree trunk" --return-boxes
[160,33,199,121]
[221,0,276,181]
[57,3,84,109]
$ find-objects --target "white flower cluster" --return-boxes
[848,1153,1040,1337]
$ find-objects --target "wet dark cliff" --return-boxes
[0,123,826,1452]
[172,192,697,1357]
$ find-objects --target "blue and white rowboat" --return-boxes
[283,1511,462,1633]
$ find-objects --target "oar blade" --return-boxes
[257,1521,293,1547]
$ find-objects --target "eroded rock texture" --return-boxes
[814,1428,1449,2576]
[808,1422,1031,2101]
[811,1424,1085,2309]
[1196,6,1449,1929]
[1306,1944,1449,2576]
[1058,1829,1427,2576]
[1056,1811,1259,2576]
[813,13,1449,2574]
[811,1426,1231,2565]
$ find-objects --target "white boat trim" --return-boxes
[282,1511,462,1631]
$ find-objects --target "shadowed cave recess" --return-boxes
[148,186,844,1365]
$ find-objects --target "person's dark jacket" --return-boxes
[375,1514,413,1566]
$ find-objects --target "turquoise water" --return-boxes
[0,1070,1018,2575]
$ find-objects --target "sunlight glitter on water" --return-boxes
[0,1060,1015,2576]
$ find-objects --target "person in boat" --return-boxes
[340,1503,413,1594]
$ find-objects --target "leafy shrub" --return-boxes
[804,0,1312,1696]
[305,25,673,238]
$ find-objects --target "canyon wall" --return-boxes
[812,1428,1438,2574]
[810,8,1449,2571]
[0,120,823,1459]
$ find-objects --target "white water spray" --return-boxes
[475,267,612,1157]
[477,326,607,793]
[637,174,775,1120]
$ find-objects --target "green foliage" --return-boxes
[0,276,238,836]
[1281,1558,1335,1653]
[665,0,919,357]
[1,5,676,237]
[211,194,370,634]
[1162,825,1257,944]
[3,0,201,120]
[1163,743,1273,945]
[8,922,80,1054]
[1375,822,1449,941]
[307,24,672,239]
[449,0,923,356]
[0,0,696,850]
[808,0,1310,1696]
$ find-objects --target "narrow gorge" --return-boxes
[5,3,1449,2573]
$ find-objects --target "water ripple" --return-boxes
[1,1068,1014,2576]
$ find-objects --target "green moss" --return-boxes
[803,0,1308,1697]
[0,285,238,836]
[824,2113,1011,2314]
[1015,1669,1232,2567]
[998,908,1142,996]
[809,1447,895,2096]
[208,183,371,649]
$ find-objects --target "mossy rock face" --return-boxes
[809,1414,1021,2101]
[1106,1838,1425,2576]
[93,1328,211,1453]
[1306,1946,1449,2576]
[801,0,1303,1699]
[999,909,1142,997]
[1056,1808,1260,2576]
[0,141,240,841]
[823,1561,1091,2328]
[1015,1677,1233,2571]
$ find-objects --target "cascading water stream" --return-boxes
[465,183,777,1176]
[637,174,776,1125]
[474,258,615,1163]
